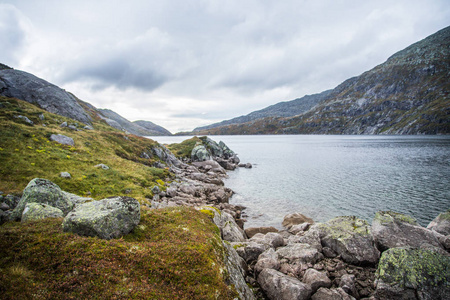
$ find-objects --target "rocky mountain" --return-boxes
[193,26,450,135]
[194,89,332,132]
[0,65,171,136]
[98,109,172,136]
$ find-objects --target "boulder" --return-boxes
[250,232,285,248]
[276,243,323,265]
[245,226,279,238]
[303,268,332,293]
[288,222,311,235]
[49,134,74,146]
[339,274,358,298]
[282,212,314,229]
[219,141,234,159]
[372,211,443,252]
[315,216,380,265]
[254,248,281,275]
[203,137,223,158]
[296,228,323,251]
[94,163,110,170]
[244,163,252,169]
[11,178,74,220]
[60,172,71,178]
[375,247,450,300]
[427,210,450,236]
[21,203,63,222]
[62,196,140,240]
[191,145,211,162]
[221,211,247,242]
[258,268,312,300]
[231,241,270,264]
[62,191,92,207]
[311,287,356,300]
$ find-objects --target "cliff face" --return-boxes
[195,26,450,135]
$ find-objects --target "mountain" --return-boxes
[0,66,171,136]
[98,109,172,136]
[194,89,332,131]
[193,26,450,135]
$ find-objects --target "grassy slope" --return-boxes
[0,97,238,299]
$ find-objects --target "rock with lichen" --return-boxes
[21,202,63,222]
[375,247,450,300]
[62,196,140,240]
[427,210,450,236]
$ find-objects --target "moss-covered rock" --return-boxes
[427,210,450,236]
[21,202,63,222]
[11,178,74,220]
[375,247,450,300]
[62,196,140,240]
[191,144,211,161]
[315,216,380,265]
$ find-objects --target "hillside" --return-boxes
[193,26,450,135]
[0,67,171,137]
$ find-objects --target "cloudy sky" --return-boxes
[1,1,449,133]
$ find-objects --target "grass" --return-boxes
[167,136,202,159]
[0,207,238,299]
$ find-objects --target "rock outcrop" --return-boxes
[62,196,140,240]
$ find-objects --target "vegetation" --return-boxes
[166,136,202,159]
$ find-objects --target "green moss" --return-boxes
[200,209,215,218]
[166,137,202,158]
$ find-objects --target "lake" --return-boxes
[148,135,450,228]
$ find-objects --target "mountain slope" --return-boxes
[194,26,450,135]
[133,120,172,136]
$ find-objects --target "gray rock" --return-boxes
[62,196,140,240]
[203,137,223,158]
[375,247,450,300]
[15,115,34,125]
[296,227,323,251]
[94,163,110,170]
[49,134,74,146]
[250,232,285,248]
[84,125,94,130]
[39,113,45,120]
[68,124,78,131]
[222,242,256,300]
[254,248,281,275]
[219,141,235,159]
[282,212,314,229]
[3,194,20,209]
[427,210,450,236]
[303,268,332,293]
[245,226,279,238]
[311,287,356,300]
[62,191,92,207]
[339,274,358,298]
[151,185,161,194]
[60,172,71,178]
[276,243,324,265]
[316,216,380,265]
[258,268,312,300]
[21,203,63,222]
[0,202,10,211]
[288,222,311,234]
[60,121,68,127]
[0,69,92,124]
[372,211,444,252]
[191,145,211,162]
[152,145,184,168]
[11,178,74,220]
[232,241,269,264]
[221,211,247,242]
[244,163,252,169]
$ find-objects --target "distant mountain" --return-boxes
[193,26,450,135]
[98,109,172,136]
[194,89,332,131]
[0,66,171,136]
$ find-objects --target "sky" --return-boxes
[1,1,449,133]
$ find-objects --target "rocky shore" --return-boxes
[1,137,449,300]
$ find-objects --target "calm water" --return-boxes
[148,135,450,228]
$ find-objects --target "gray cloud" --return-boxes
[0,4,30,66]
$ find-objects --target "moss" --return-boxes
[166,136,202,158]
[200,209,215,218]
[319,216,371,240]
[374,211,418,225]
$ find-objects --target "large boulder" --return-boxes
[427,210,450,236]
[203,137,223,158]
[282,212,314,229]
[62,196,140,240]
[250,232,285,248]
[254,248,281,275]
[315,216,380,265]
[303,268,332,293]
[191,145,211,162]
[276,243,323,265]
[231,241,270,264]
[372,211,444,252]
[375,247,450,300]
[245,226,279,238]
[21,203,63,222]
[219,141,235,159]
[11,178,74,220]
[258,268,312,300]
[221,211,247,242]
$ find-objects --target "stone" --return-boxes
[311,287,356,300]
[191,145,211,162]
[219,141,235,159]
[221,211,247,242]
[427,210,450,236]
[151,185,161,194]
[232,241,269,264]
[245,226,279,238]
[288,222,311,234]
[254,248,281,275]
[372,211,444,252]
[21,203,63,222]
[62,196,140,240]
[258,268,312,300]
[62,191,92,207]
[244,163,252,169]
[94,163,110,170]
[303,268,332,293]
[375,247,450,300]
[49,134,74,146]
[60,172,71,178]
[296,227,323,251]
[39,113,45,120]
[15,115,34,125]
[339,274,358,298]
[276,243,324,265]
[60,121,68,127]
[11,178,74,220]
[203,137,224,158]
[282,212,314,229]
[316,216,380,265]
[250,232,285,248]
[0,202,10,211]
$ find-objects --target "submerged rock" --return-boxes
[21,202,63,222]
[375,247,450,300]
[282,212,314,229]
[11,178,74,220]
[62,196,140,240]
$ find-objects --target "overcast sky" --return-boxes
[1,1,449,133]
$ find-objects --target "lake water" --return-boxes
[148,135,450,228]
